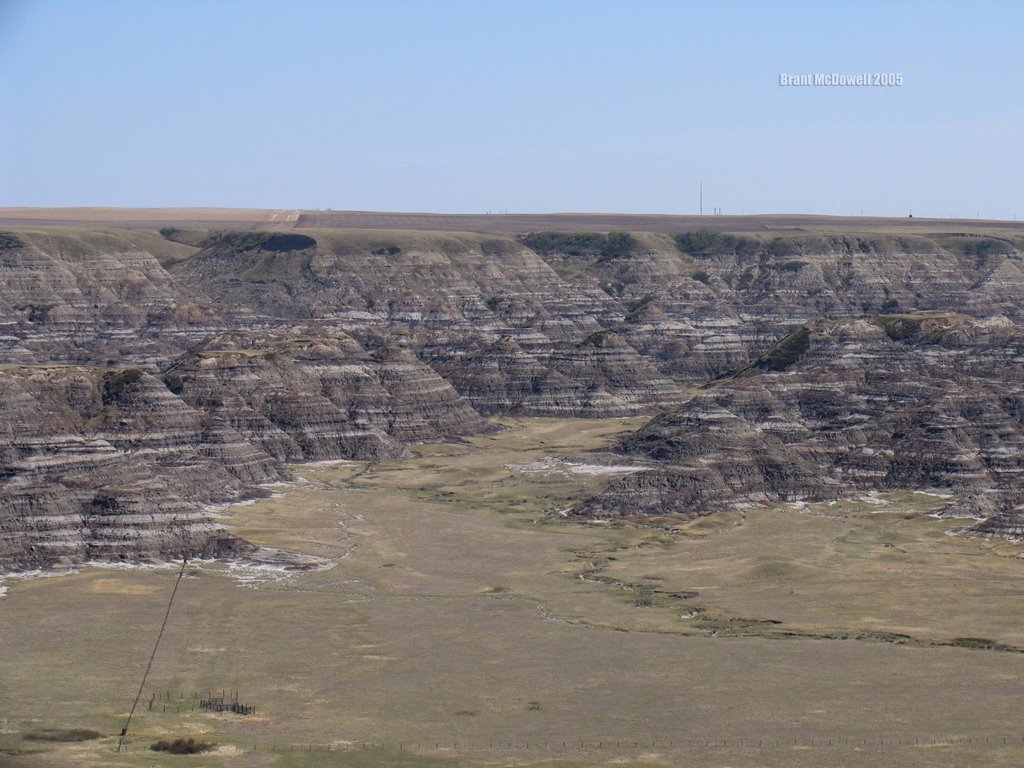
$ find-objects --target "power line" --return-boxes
[116,558,188,752]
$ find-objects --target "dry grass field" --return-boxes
[4,418,1024,768]
[2,207,1023,236]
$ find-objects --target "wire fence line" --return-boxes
[118,734,1024,753]
[128,690,1024,752]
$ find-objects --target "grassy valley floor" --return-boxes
[4,418,1024,768]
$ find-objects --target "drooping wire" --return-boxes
[116,557,187,752]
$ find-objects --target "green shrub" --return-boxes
[518,231,637,260]
[674,228,718,253]
[14,303,52,323]
[963,239,1012,259]
[580,329,617,347]
[102,368,144,402]
[198,231,315,254]
[163,373,185,395]
[874,316,923,341]
[777,260,807,273]
[767,238,800,257]
[150,737,215,755]
[0,232,25,249]
[519,231,606,255]
[601,230,637,260]
[945,636,1023,651]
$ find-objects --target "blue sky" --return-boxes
[0,0,1021,218]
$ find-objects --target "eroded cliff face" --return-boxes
[573,314,1024,533]
[0,230,205,367]
[0,366,264,568]
[0,328,491,568]
[4,224,1024,568]
[166,332,484,459]
[174,231,682,417]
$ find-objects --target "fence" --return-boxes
[146,689,254,715]
[130,692,1021,753]
[119,731,1024,753]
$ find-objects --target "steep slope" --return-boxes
[574,314,1024,532]
[168,331,484,458]
[0,324,497,569]
[5,222,1024,568]
[0,366,266,568]
[174,231,685,417]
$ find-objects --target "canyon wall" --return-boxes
[3,224,1024,568]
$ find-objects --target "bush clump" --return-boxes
[519,231,605,255]
[674,228,718,253]
[197,231,315,254]
[102,368,144,403]
[14,303,52,323]
[691,270,711,284]
[519,231,637,260]
[150,737,216,755]
[948,637,1001,649]
[776,260,807,273]
[163,373,185,395]
[601,230,636,260]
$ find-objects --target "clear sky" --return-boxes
[1,0,1021,218]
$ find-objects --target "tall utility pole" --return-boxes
[699,180,703,216]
